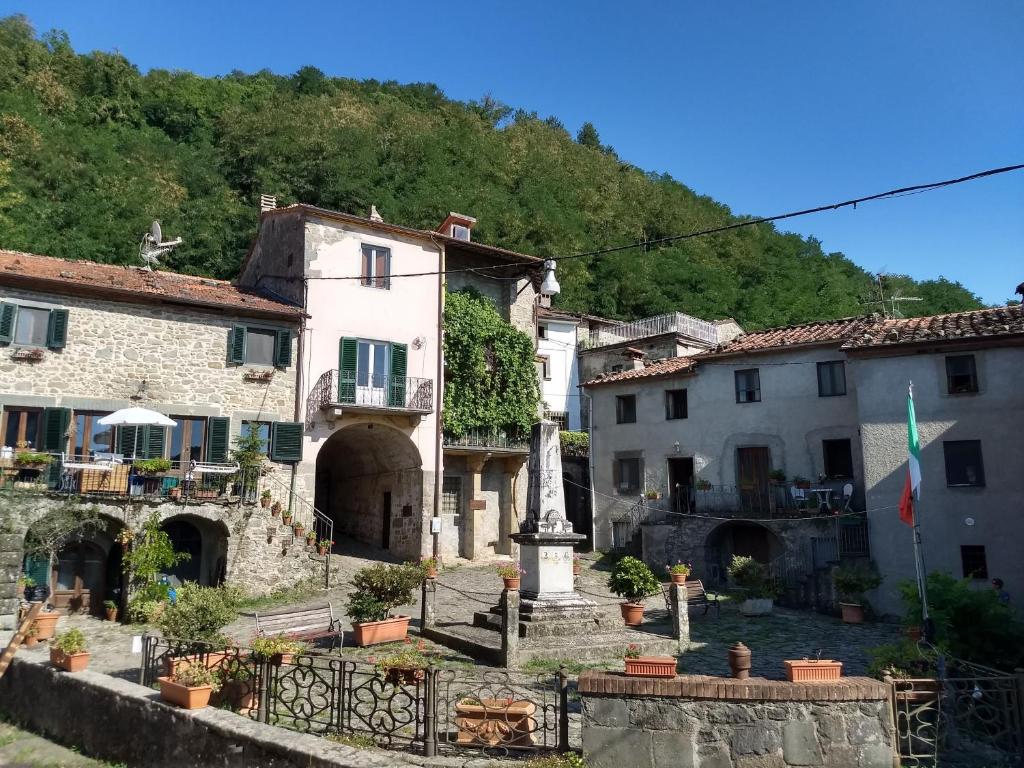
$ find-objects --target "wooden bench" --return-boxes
[254,603,343,651]
[662,579,721,618]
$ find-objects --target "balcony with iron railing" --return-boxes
[651,480,864,520]
[442,427,530,454]
[580,311,719,350]
[307,370,433,426]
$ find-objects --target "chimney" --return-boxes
[623,347,646,371]
[436,212,476,241]
[259,194,277,213]
[369,205,384,222]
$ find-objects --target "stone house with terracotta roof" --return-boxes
[583,305,1024,617]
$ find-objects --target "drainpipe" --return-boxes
[432,240,446,560]
[582,388,597,551]
[288,279,309,520]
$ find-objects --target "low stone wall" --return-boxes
[579,670,895,768]
[0,655,454,768]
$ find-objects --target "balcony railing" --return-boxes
[307,370,433,423]
[442,427,529,451]
[581,311,719,350]
[646,480,864,521]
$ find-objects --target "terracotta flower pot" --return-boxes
[669,573,688,585]
[162,652,229,678]
[502,577,520,590]
[271,506,280,517]
[624,656,676,677]
[293,525,304,538]
[211,679,256,711]
[317,545,328,556]
[32,612,59,641]
[839,603,865,624]
[105,608,118,622]
[572,562,581,576]
[424,566,438,579]
[158,676,213,709]
[385,666,426,686]
[620,602,645,626]
[784,659,842,682]
[24,635,39,648]
[50,648,90,673]
[281,514,292,525]
[455,698,537,747]
[261,497,271,508]
[352,615,411,647]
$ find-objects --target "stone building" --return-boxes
[583,306,1024,616]
[0,249,315,627]
[240,203,547,562]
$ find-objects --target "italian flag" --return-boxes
[898,386,921,527]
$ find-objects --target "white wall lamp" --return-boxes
[540,260,560,297]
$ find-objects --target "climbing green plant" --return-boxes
[122,511,189,591]
[442,288,539,438]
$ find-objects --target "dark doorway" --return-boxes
[52,541,106,614]
[381,492,392,550]
[706,521,783,586]
[162,519,202,585]
[667,457,695,513]
[737,447,771,514]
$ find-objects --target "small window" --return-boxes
[610,364,624,373]
[943,440,985,487]
[245,328,277,366]
[537,323,547,340]
[817,361,847,397]
[360,244,391,289]
[946,355,978,394]
[544,410,568,430]
[538,356,551,380]
[823,439,854,479]
[241,421,272,453]
[665,389,687,420]
[13,306,50,347]
[2,407,42,449]
[451,224,471,241]
[616,395,637,424]
[442,476,462,519]
[960,545,988,580]
[615,457,641,493]
[735,369,761,403]
[73,411,115,458]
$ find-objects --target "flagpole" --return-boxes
[907,381,931,632]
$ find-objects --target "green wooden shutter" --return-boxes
[0,303,16,344]
[338,337,358,404]
[389,342,407,407]
[227,326,246,365]
[46,308,69,349]
[205,417,230,463]
[269,421,303,463]
[274,328,292,368]
[145,425,166,459]
[40,407,70,452]
[117,426,138,457]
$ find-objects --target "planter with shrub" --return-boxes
[608,556,660,626]
[496,562,524,590]
[346,563,421,646]
[50,629,90,672]
[832,564,882,623]
[103,599,118,622]
[728,555,778,616]
[251,635,307,666]
[159,665,220,709]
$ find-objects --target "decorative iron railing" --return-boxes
[650,482,865,521]
[140,635,570,758]
[306,369,434,421]
[581,311,719,349]
[442,428,530,451]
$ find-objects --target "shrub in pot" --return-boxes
[260,490,272,508]
[833,564,882,623]
[666,562,692,585]
[375,641,431,686]
[251,634,307,666]
[159,664,221,709]
[213,658,258,710]
[346,563,422,646]
[496,562,524,590]
[157,583,240,646]
[50,628,90,672]
[103,599,118,622]
[608,556,660,626]
[728,555,777,616]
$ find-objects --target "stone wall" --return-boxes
[0,493,324,629]
[579,671,895,768]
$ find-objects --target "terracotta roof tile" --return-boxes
[584,356,697,386]
[841,304,1024,349]
[708,316,874,356]
[0,250,302,319]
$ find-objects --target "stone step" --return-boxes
[472,608,619,639]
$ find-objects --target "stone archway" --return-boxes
[160,514,229,587]
[314,422,423,557]
[705,520,783,586]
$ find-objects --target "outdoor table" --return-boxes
[808,488,833,515]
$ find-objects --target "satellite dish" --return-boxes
[138,219,183,271]
[150,220,162,244]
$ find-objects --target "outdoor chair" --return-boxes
[841,483,854,513]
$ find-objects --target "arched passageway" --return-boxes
[160,515,229,587]
[314,422,423,556]
[704,521,783,586]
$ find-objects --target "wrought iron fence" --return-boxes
[442,428,530,451]
[307,369,434,418]
[140,635,570,757]
[581,311,719,349]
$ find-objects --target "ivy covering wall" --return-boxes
[442,288,539,438]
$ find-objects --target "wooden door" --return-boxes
[52,541,105,614]
[667,457,694,513]
[737,447,771,515]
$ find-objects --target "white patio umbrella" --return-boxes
[98,408,177,459]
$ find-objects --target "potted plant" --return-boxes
[14,450,53,469]
[317,538,334,557]
[666,562,692,585]
[375,640,430,685]
[168,486,181,501]
[421,556,439,580]
[31,608,60,641]
[455,695,537,747]
[50,628,90,672]
[695,478,713,491]
[346,563,422,646]
[134,458,172,475]
[16,574,34,599]
[23,624,39,648]
[280,509,292,525]
[832,564,883,624]
[159,664,221,709]
[644,489,661,501]
[572,553,582,577]
[103,599,118,622]
[728,555,777,617]
[497,563,524,590]
[292,521,305,538]
[784,657,843,682]
[791,475,811,489]
[623,643,676,678]
[251,634,307,666]
[260,490,272,509]
[271,500,282,517]
[213,658,257,711]
[768,469,786,484]
[608,556,660,626]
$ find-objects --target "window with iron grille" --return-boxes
[735,369,761,403]
[616,395,637,424]
[960,545,988,580]
[946,355,978,394]
[943,440,985,487]
[545,410,568,430]
[442,476,462,518]
[615,457,642,493]
[817,361,847,397]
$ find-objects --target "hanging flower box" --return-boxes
[243,370,275,382]
[158,676,214,710]
[11,348,45,362]
[784,659,843,682]
[624,656,677,678]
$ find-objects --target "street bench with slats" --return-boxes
[662,578,721,618]
[254,602,342,651]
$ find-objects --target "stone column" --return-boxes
[499,456,527,557]
[500,587,520,668]
[670,582,689,654]
[0,534,22,631]
[420,578,436,629]
[464,454,490,560]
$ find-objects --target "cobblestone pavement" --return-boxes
[0,720,127,767]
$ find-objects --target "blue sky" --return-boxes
[3,1,1022,304]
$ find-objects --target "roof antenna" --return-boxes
[139,220,183,271]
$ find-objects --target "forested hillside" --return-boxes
[0,16,982,326]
